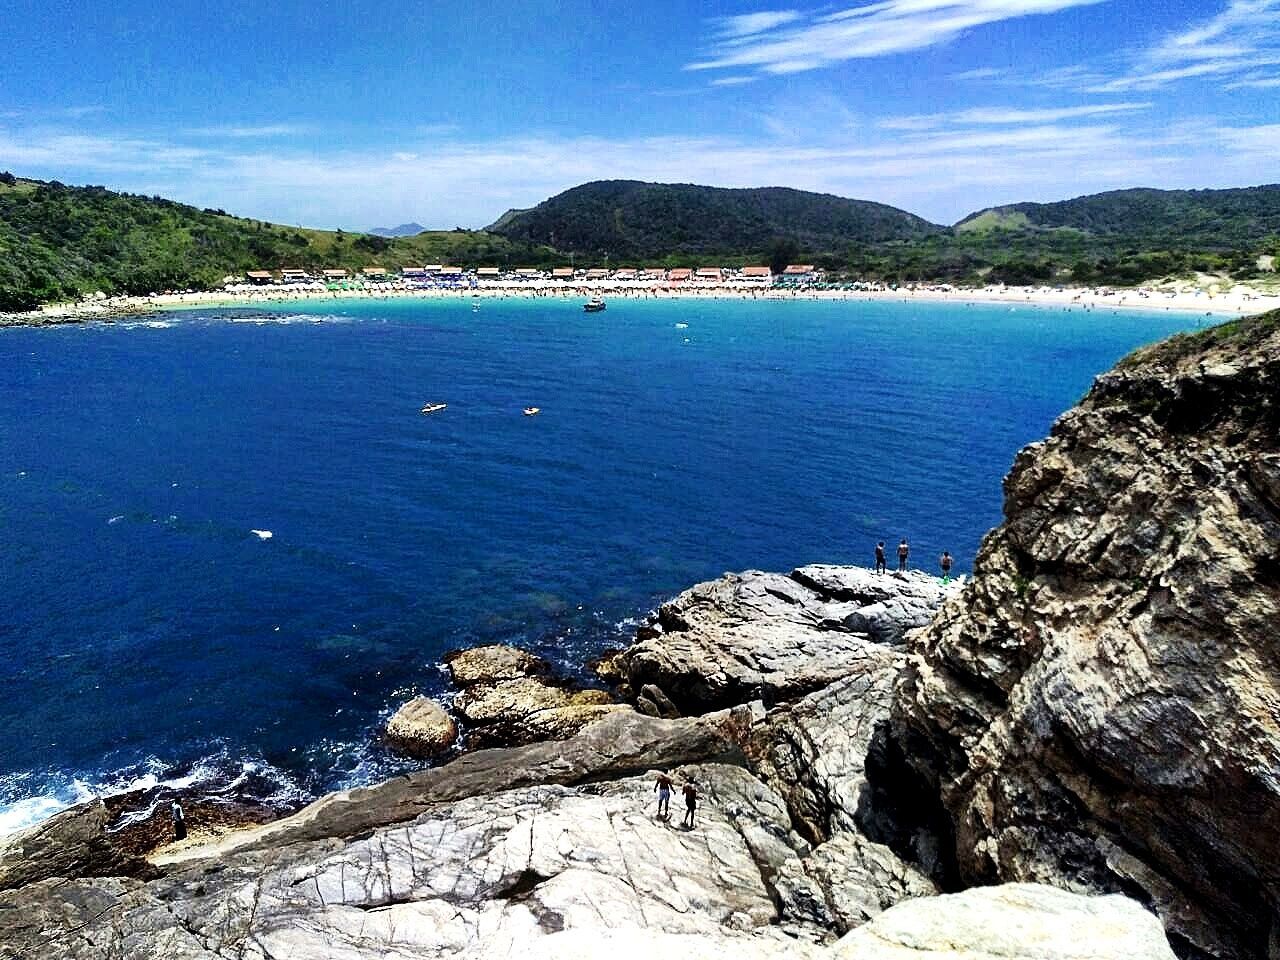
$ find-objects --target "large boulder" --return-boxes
[892,312,1280,959]
[385,696,459,758]
[444,643,549,687]
[831,883,1177,960]
[622,567,954,714]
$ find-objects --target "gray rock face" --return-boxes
[831,883,1177,960]
[892,315,1280,959]
[385,696,458,759]
[623,567,954,713]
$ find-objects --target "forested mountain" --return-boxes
[2,172,1278,310]
[958,185,1280,249]
[0,175,553,311]
[486,180,943,259]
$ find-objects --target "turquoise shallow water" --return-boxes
[0,295,1203,831]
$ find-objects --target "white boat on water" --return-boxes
[420,402,447,415]
[583,297,606,312]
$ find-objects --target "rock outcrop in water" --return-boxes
[893,312,1280,959]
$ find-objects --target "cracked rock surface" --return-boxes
[622,567,956,713]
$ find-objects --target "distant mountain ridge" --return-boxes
[486,180,942,258]
[958,184,1280,250]
[369,222,427,238]
[3,170,1278,311]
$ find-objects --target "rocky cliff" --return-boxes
[893,311,1280,959]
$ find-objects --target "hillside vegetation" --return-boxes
[0,175,555,311]
[486,180,942,260]
[2,172,1279,309]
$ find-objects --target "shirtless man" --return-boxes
[654,772,673,818]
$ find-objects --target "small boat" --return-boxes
[523,407,541,416]
[420,402,447,415]
[583,297,606,312]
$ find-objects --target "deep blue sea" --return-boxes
[0,295,1204,832]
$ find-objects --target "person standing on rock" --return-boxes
[681,782,698,828]
[171,801,186,842]
[940,551,954,583]
[654,772,673,819]
[897,539,910,572]
[875,541,887,574]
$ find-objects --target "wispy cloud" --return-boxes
[1225,74,1280,88]
[710,75,756,86]
[879,101,1151,130]
[686,0,1105,75]
[715,10,803,38]
[1049,0,1280,92]
[952,66,1005,80]
[183,124,313,138]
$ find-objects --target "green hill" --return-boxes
[0,174,556,311]
[956,185,1280,250]
[486,180,943,260]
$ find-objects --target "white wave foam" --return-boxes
[107,515,124,524]
[0,752,310,838]
[251,529,273,540]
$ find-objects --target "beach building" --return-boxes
[782,264,818,281]
[438,266,463,278]
[476,267,501,279]
[695,267,723,283]
[612,269,637,281]
[423,264,443,274]
[585,268,609,280]
[322,269,349,281]
[401,266,427,279]
[739,266,773,284]
[246,271,274,285]
[362,267,389,281]
[281,269,309,283]
[515,268,542,279]
[551,267,574,280]
[640,268,667,281]
[667,268,693,283]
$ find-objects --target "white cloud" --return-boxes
[710,75,757,86]
[715,10,803,38]
[1053,0,1280,92]
[1226,74,1280,88]
[686,0,1105,75]
[879,101,1151,129]
[3,113,1278,228]
[952,66,1005,80]
[183,124,313,138]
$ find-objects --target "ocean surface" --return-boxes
[0,295,1204,833]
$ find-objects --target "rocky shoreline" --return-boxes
[0,310,1276,958]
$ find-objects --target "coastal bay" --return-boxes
[0,296,1200,834]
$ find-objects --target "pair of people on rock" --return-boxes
[875,539,912,572]
[654,772,697,827]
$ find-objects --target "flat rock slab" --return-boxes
[623,567,955,713]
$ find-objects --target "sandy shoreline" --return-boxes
[4,280,1277,326]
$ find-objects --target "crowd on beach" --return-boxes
[8,264,1277,325]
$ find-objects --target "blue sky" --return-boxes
[2,0,1277,229]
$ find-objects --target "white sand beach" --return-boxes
[9,278,1279,326]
